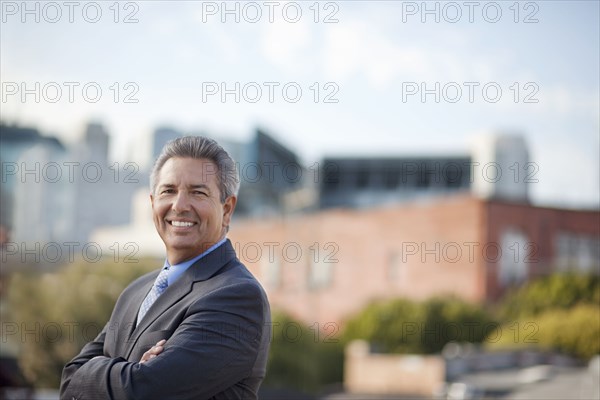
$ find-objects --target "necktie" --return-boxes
[137,267,170,325]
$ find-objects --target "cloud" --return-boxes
[260,18,313,74]
[537,85,600,118]
[320,16,504,89]
[322,19,432,88]
[530,138,600,207]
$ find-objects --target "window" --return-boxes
[387,252,406,282]
[308,257,333,290]
[499,229,529,286]
[261,253,281,289]
[555,232,600,273]
[356,167,369,188]
[384,168,400,190]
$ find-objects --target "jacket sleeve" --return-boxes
[59,281,268,400]
[59,323,109,398]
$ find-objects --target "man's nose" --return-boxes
[172,192,192,212]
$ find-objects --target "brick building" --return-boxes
[229,195,599,326]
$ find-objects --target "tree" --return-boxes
[263,312,344,394]
[486,272,600,360]
[486,304,600,360]
[342,297,494,354]
[5,257,157,388]
[498,273,599,320]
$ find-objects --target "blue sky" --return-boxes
[1,0,599,207]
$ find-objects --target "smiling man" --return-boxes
[60,136,271,400]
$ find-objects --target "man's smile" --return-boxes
[167,219,198,228]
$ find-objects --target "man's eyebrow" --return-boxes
[189,184,210,190]
[157,183,211,191]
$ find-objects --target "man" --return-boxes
[60,136,271,399]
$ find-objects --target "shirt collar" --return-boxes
[163,237,228,286]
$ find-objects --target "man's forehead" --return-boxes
[158,157,219,185]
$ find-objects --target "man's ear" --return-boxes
[150,192,154,207]
[222,196,237,227]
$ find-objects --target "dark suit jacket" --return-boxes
[60,240,271,400]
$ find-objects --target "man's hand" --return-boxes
[140,340,166,364]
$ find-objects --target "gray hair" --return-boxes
[150,136,240,203]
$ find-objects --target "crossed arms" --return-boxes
[60,282,269,400]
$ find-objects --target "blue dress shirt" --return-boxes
[164,237,228,286]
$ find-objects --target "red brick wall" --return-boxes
[230,197,599,324]
[230,195,486,326]
[484,201,600,300]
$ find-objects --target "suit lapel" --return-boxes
[124,240,238,358]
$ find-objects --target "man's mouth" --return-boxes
[167,220,197,227]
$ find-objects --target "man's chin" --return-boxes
[167,241,196,249]
[165,240,198,252]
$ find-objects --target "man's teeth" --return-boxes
[171,221,195,227]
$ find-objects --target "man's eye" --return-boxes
[161,189,175,194]
[193,191,208,196]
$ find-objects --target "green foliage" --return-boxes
[342,297,494,354]
[498,273,600,320]
[487,273,600,360]
[263,312,344,394]
[421,297,495,352]
[486,304,600,360]
[534,304,600,359]
[6,257,157,388]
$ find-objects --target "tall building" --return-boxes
[71,123,144,243]
[12,144,72,243]
[471,133,529,202]
[129,126,183,172]
[0,123,66,237]
[319,156,472,209]
[319,133,531,209]
[83,122,110,165]
[2,122,144,248]
[235,129,303,216]
[152,127,182,162]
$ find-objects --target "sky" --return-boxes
[1,0,599,208]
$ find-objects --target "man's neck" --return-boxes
[166,237,227,265]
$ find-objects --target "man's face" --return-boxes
[151,157,236,265]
